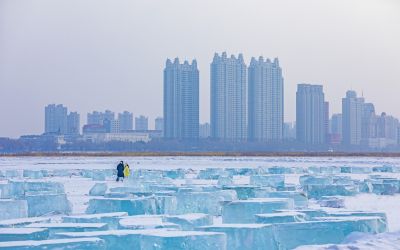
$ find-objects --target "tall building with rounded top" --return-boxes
[163,58,199,140]
[211,52,247,142]
[248,56,284,142]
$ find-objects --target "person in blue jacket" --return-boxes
[116,161,125,182]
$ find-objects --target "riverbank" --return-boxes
[2,151,400,157]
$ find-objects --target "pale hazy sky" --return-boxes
[1,0,399,138]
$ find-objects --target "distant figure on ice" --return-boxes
[124,163,130,178]
[116,161,125,182]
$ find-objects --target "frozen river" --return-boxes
[1,156,400,249]
[2,156,400,170]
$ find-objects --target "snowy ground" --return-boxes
[295,231,400,250]
[2,155,400,170]
[1,156,400,249]
[345,194,400,231]
[58,174,400,232]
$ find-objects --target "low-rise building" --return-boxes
[83,132,150,143]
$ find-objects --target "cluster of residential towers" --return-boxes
[164,52,399,148]
[44,52,399,149]
[45,107,164,135]
[164,53,284,143]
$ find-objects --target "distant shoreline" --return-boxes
[1,152,400,157]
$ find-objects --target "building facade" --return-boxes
[67,112,80,135]
[324,102,330,143]
[118,111,133,131]
[361,103,376,143]
[330,113,343,144]
[211,52,247,141]
[164,58,199,140]
[135,115,149,131]
[110,120,121,133]
[342,91,364,146]
[296,84,325,145]
[155,117,164,132]
[199,123,211,138]
[248,57,284,142]
[45,104,68,134]
[283,122,296,140]
[83,132,150,143]
[372,112,399,147]
[87,110,115,125]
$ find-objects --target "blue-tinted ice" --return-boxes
[0,160,399,249]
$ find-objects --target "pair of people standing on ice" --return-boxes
[116,161,130,182]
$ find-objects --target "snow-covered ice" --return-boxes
[0,217,51,228]
[62,212,127,229]
[294,231,400,250]
[1,156,400,249]
[88,183,108,196]
[0,228,49,242]
[255,211,306,223]
[118,215,179,230]
[163,213,213,230]
[0,200,28,220]
[199,224,275,250]
[54,229,168,250]
[25,223,109,237]
[139,230,227,250]
[222,198,294,223]
[0,237,105,250]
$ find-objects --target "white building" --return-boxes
[83,132,150,143]
[199,123,211,138]
[110,120,120,133]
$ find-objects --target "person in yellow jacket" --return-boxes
[123,163,130,178]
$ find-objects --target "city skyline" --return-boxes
[39,73,399,148]
[3,52,398,138]
[1,2,400,249]
[4,78,397,151]
[1,0,400,138]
